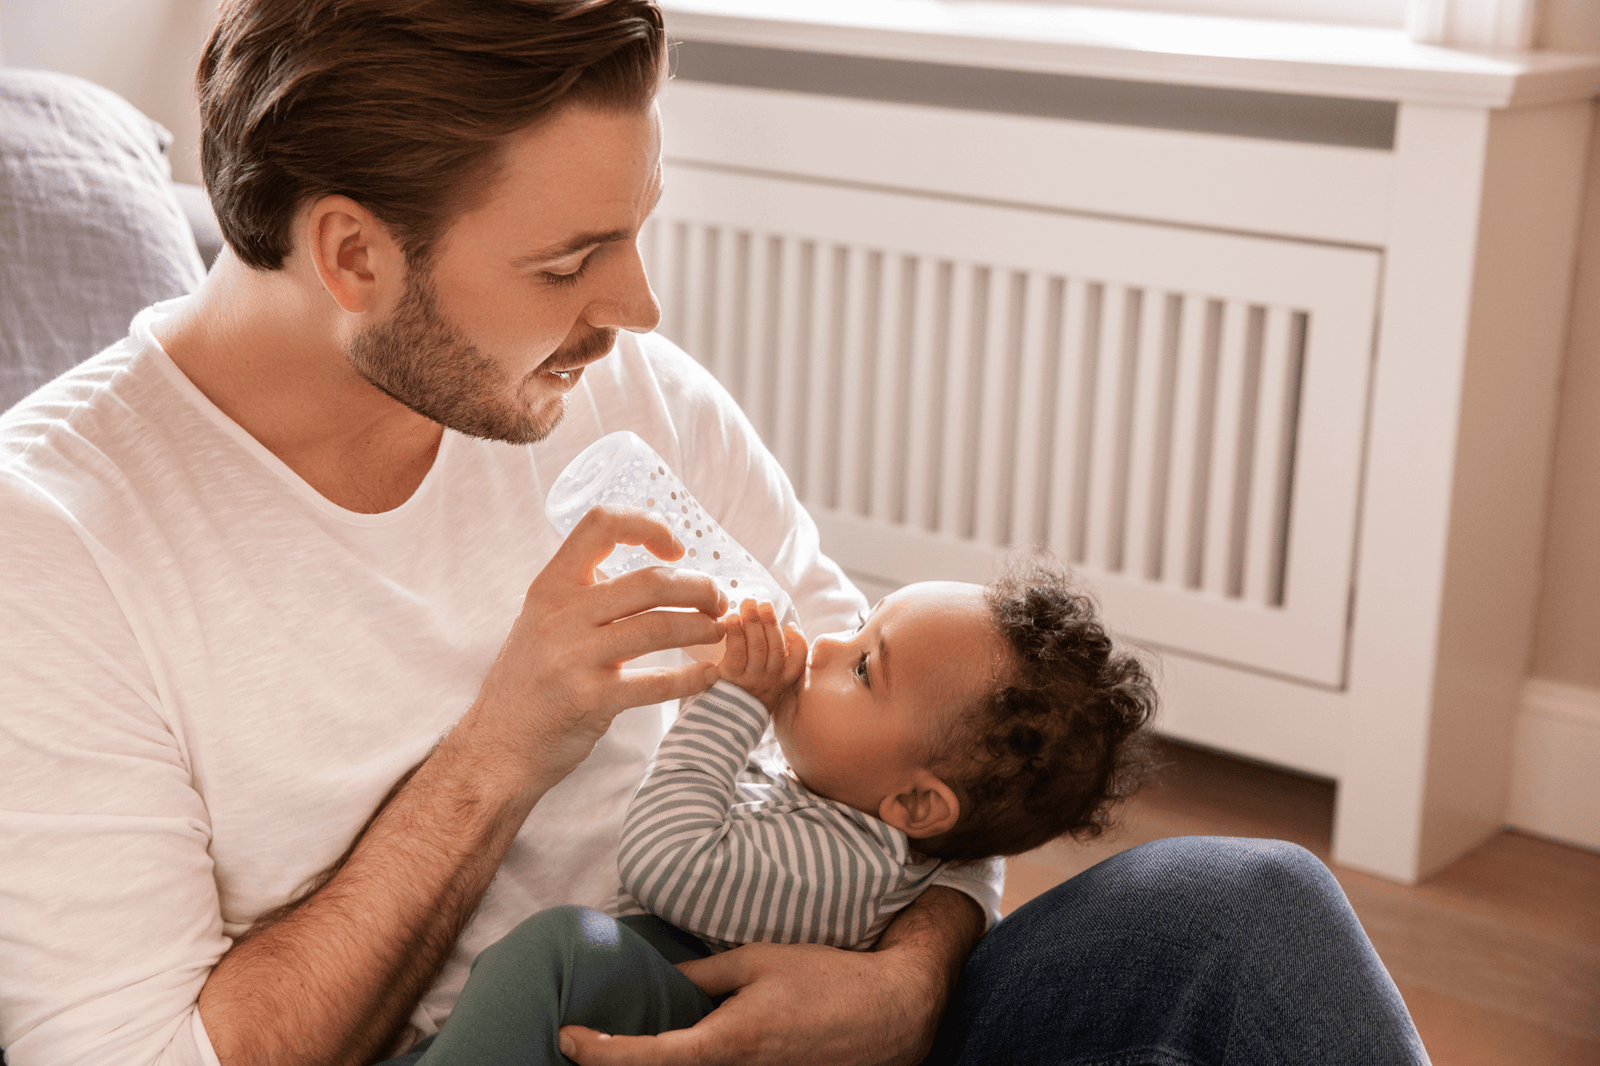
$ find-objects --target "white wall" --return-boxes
[0,0,216,184]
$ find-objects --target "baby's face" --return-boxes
[772,581,1002,817]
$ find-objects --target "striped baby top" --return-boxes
[616,681,945,952]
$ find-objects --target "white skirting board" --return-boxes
[1507,679,1600,853]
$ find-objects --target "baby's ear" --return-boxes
[879,771,961,840]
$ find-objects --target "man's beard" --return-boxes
[345,267,616,445]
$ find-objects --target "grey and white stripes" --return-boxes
[617,681,943,952]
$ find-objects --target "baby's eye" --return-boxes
[854,650,870,688]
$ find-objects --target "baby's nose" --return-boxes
[808,632,847,667]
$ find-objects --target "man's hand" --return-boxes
[467,504,729,799]
[716,598,806,716]
[558,887,986,1066]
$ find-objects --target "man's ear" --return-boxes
[304,195,405,314]
[878,770,961,840]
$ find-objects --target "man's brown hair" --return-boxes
[198,0,667,271]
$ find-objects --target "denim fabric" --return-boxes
[380,837,1428,1066]
[927,837,1429,1066]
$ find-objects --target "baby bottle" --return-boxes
[545,430,799,630]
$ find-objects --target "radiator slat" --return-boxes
[975,270,1016,547]
[684,223,713,372]
[938,264,976,538]
[903,257,942,532]
[772,237,808,486]
[1048,278,1093,564]
[1203,300,1248,597]
[1011,272,1058,550]
[1084,284,1123,571]
[1124,287,1167,582]
[743,233,776,441]
[722,230,751,409]
[836,247,873,515]
[868,255,908,523]
[800,243,837,506]
[1244,306,1291,605]
[1163,294,1208,590]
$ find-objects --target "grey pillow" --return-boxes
[0,69,205,412]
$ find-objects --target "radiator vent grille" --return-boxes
[645,165,1378,686]
[647,222,1310,611]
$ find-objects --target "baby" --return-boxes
[414,555,1156,1065]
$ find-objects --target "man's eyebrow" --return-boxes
[511,229,629,267]
[512,181,666,267]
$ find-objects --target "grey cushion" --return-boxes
[0,69,205,412]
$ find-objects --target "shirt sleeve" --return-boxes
[0,480,230,1066]
[619,682,925,951]
[929,857,1005,932]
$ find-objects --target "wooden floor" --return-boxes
[1000,739,1600,1065]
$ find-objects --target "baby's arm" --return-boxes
[716,598,806,714]
[618,611,914,950]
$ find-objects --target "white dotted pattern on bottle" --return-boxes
[545,431,798,627]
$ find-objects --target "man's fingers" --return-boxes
[591,565,727,622]
[558,505,684,581]
[616,661,721,708]
[602,606,728,664]
[675,946,755,999]
[560,1025,724,1066]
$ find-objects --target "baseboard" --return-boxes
[1505,679,1600,852]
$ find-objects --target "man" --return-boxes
[0,2,1434,1064]
[0,2,994,1063]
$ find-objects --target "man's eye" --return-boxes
[541,260,590,287]
[854,651,870,688]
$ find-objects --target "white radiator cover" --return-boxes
[647,169,1378,687]
[650,72,1595,883]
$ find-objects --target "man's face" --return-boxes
[346,103,664,444]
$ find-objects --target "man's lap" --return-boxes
[381,837,1426,1066]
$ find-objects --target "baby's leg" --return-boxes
[413,905,715,1066]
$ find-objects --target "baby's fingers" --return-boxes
[780,623,807,686]
[719,611,749,679]
[737,599,771,668]
[753,602,786,675]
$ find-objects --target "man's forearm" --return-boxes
[198,720,541,1066]
[871,885,986,1060]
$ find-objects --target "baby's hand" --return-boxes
[718,598,807,716]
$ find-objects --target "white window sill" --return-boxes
[661,0,1600,107]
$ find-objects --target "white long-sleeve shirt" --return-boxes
[618,682,962,951]
[0,299,914,1065]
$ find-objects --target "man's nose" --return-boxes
[585,242,660,334]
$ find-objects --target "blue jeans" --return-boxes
[383,838,1429,1066]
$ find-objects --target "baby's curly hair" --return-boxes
[919,555,1159,861]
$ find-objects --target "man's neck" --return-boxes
[155,250,444,514]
